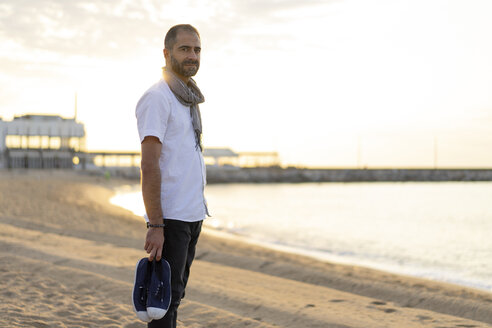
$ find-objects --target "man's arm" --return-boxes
[141,136,164,261]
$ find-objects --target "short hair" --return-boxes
[164,24,200,50]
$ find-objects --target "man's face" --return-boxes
[166,31,201,80]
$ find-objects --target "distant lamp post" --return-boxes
[74,92,78,121]
[357,135,362,169]
[433,135,438,169]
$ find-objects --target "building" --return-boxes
[204,147,281,168]
[0,115,281,170]
[236,151,281,167]
[0,114,85,168]
[203,147,239,167]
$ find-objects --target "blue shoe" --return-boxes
[147,259,172,320]
[132,258,152,322]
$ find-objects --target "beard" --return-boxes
[170,54,200,78]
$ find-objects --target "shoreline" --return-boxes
[1,170,492,327]
[110,182,492,293]
[202,226,492,293]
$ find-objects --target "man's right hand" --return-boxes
[144,228,164,261]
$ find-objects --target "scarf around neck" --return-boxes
[162,66,205,151]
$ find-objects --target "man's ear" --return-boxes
[163,48,169,60]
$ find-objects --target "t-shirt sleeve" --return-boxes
[135,89,170,143]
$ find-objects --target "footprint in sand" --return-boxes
[383,308,397,313]
[367,301,397,313]
[329,299,345,303]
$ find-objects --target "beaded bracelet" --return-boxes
[146,222,166,228]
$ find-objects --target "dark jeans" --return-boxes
[148,219,203,328]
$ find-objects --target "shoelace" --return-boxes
[139,285,148,304]
[154,281,165,302]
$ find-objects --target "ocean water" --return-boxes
[111,182,492,291]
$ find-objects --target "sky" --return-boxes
[1,0,492,168]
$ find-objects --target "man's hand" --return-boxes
[145,228,164,261]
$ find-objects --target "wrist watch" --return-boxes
[147,222,166,228]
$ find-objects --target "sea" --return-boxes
[110,182,492,292]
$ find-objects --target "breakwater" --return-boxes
[206,167,492,183]
[76,166,492,182]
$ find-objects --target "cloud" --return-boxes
[0,0,338,95]
[0,0,165,59]
[0,0,335,59]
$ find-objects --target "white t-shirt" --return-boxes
[136,79,208,222]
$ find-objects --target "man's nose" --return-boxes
[187,50,198,60]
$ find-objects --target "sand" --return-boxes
[0,170,491,328]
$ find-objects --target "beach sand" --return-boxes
[0,170,491,328]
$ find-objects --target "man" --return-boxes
[135,24,209,328]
